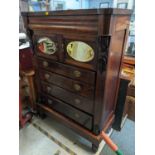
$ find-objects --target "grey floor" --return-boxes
[101,119,135,155]
[20,116,111,155]
[19,116,135,155]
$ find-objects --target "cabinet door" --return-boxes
[33,34,60,61]
[63,37,98,71]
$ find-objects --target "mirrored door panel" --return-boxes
[64,39,97,71]
[67,41,94,62]
[34,34,60,61]
[37,37,57,55]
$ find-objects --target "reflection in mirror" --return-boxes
[67,41,94,62]
[37,37,57,55]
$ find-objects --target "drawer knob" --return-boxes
[74,84,81,91]
[75,99,81,104]
[43,61,48,67]
[45,74,50,79]
[75,113,80,118]
[73,70,81,78]
[47,99,53,105]
[47,86,52,93]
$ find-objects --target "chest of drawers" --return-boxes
[22,8,131,151]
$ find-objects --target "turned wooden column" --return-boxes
[22,70,36,111]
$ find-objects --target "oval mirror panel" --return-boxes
[67,41,94,62]
[37,37,57,55]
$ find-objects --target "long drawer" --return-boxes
[41,82,94,114]
[39,69,94,99]
[41,94,93,130]
[37,57,95,85]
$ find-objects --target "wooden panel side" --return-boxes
[100,15,130,129]
[94,15,130,134]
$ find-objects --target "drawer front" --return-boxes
[41,82,94,114]
[37,57,95,85]
[41,94,92,130]
[39,69,94,99]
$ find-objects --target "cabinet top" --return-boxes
[21,8,132,17]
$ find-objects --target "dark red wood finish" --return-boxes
[37,57,96,84]
[41,93,93,130]
[39,69,95,99]
[22,8,131,151]
[41,82,94,114]
[19,47,33,71]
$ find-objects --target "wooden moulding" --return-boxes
[37,103,114,146]
[22,8,132,16]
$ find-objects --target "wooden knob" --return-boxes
[73,70,81,78]
[47,86,52,93]
[75,99,81,105]
[45,74,50,79]
[75,113,80,118]
[73,84,81,91]
[47,99,53,105]
[43,61,48,67]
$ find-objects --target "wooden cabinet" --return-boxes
[22,8,131,151]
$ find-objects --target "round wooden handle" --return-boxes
[75,113,80,118]
[47,99,53,105]
[73,70,81,78]
[43,61,48,67]
[75,99,81,105]
[46,86,52,93]
[45,74,50,79]
[74,84,81,91]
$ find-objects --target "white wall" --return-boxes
[82,0,89,9]
[49,0,134,10]
[65,0,81,10]
[87,0,134,9]
[117,0,134,9]
[113,0,118,7]
[50,0,89,10]
[89,0,114,8]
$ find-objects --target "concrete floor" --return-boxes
[19,116,112,155]
[101,119,135,155]
[20,115,134,155]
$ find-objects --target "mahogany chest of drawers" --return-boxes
[22,8,131,151]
